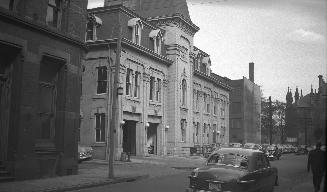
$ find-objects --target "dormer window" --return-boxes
[46,0,62,28]
[149,29,163,54]
[128,18,143,45]
[200,63,206,74]
[86,15,102,42]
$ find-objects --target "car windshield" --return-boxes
[207,152,248,168]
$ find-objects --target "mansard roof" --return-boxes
[133,0,191,21]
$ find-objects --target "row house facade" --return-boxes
[0,0,87,180]
[80,0,231,159]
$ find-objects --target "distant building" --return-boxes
[80,0,232,159]
[285,75,326,145]
[228,62,261,144]
[0,0,87,180]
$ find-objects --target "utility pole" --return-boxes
[109,15,122,179]
[269,96,273,145]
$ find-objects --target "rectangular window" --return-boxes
[126,68,132,96]
[181,119,186,142]
[97,66,107,94]
[149,76,155,101]
[95,113,105,142]
[206,96,210,113]
[214,99,218,115]
[135,24,140,44]
[156,78,161,102]
[196,91,199,110]
[39,56,63,140]
[46,0,61,28]
[134,71,139,98]
[86,22,94,41]
[203,94,207,112]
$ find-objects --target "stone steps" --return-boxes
[0,161,15,183]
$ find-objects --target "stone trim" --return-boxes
[194,70,232,91]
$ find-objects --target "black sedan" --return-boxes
[186,148,278,192]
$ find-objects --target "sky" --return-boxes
[87,0,327,102]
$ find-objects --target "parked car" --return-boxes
[229,143,243,148]
[265,145,281,160]
[186,148,278,192]
[243,143,261,150]
[78,144,93,163]
[295,145,308,155]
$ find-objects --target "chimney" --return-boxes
[318,75,323,93]
[249,62,254,82]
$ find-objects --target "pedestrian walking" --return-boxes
[307,142,325,192]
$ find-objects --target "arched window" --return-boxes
[128,18,143,45]
[182,79,187,106]
[149,29,163,54]
[85,15,102,41]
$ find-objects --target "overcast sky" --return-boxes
[88,0,327,102]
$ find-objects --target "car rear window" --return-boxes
[208,152,248,168]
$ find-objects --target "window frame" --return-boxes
[46,0,62,28]
[96,66,107,94]
[95,113,106,143]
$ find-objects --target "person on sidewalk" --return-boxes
[307,142,325,192]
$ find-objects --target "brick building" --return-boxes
[0,0,87,180]
[285,75,326,145]
[80,0,231,159]
[228,63,262,144]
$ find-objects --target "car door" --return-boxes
[254,153,269,191]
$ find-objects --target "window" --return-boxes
[221,107,225,117]
[156,78,161,102]
[231,119,241,129]
[126,68,132,96]
[196,122,200,143]
[128,18,143,45]
[193,90,196,110]
[134,71,140,98]
[181,119,186,142]
[95,113,105,142]
[97,66,107,94]
[46,0,61,28]
[38,56,63,140]
[200,63,206,74]
[149,76,155,101]
[196,90,200,110]
[193,58,198,71]
[182,79,187,106]
[214,99,218,115]
[86,22,94,41]
[203,94,207,112]
[213,124,217,143]
[0,0,14,10]
[206,95,210,113]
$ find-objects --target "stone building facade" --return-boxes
[0,0,87,180]
[285,75,326,145]
[228,63,262,144]
[80,0,231,159]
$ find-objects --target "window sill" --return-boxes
[149,100,162,106]
[180,106,188,111]
[92,142,106,147]
[126,96,141,103]
[93,94,107,99]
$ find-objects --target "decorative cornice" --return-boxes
[194,70,232,92]
[0,8,86,48]
[86,38,173,66]
[146,14,200,37]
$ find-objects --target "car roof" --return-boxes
[213,147,262,156]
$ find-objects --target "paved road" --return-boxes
[74,153,320,192]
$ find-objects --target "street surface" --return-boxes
[74,154,323,192]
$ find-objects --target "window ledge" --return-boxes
[149,100,162,106]
[92,142,106,147]
[93,94,107,99]
[126,96,141,103]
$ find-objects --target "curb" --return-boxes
[36,175,150,192]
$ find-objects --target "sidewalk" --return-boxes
[0,155,205,192]
[290,175,325,192]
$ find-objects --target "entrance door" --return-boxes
[147,123,158,155]
[122,121,136,155]
[0,43,19,161]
